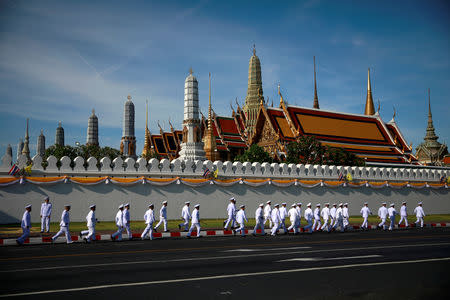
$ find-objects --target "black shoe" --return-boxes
[110,235,114,241]
[186,236,191,239]
[164,230,169,233]
[233,229,236,236]
[154,228,157,232]
[178,224,181,230]
[197,235,202,238]
[83,237,88,243]
[79,232,82,238]
[40,231,44,233]
[252,233,257,236]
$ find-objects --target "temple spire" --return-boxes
[21,118,31,163]
[142,99,152,157]
[425,88,438,143]
[243,44,263,135]
[203,72,217,161]
[313,56,319,109]
[364,68,375,115]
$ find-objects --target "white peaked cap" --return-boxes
[89,204,96,209]
[194,204,200,208]
[291,204,296,207]
[282,202,287,205]
[119,204,124,209]
[229,197,235,201]
[25,204,32,209]
[364,202,368,205]
[344,203,348,206]
[418,202,423,205]
[333,203,337,206]
[124,203,130,207]
[390,203,395,207]
[44,196,49,201]
[266,200,271,204]
[65,204,71,207]
[297,203,302,206]
[163,201,168,204]
[185,201,190,204]
[382,202,387,205]
[325,203,329,205]
[316,204,320,207]
[259,203,264,207]
[402,202,406,204]
[240,205,245,208]
[307,203,311,206]
[274,203,280,207]
[148,203,154,207]
[339,203,343,206]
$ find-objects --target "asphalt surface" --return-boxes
[0,228,449,300]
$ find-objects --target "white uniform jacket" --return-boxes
[271,208,281,223]
[360,206,371,218]
[313,208,321,220]
[388,207,397,217]
[296,207,302,219]
[40,203,52,217]
[123,209,130,225]
[304,208,313,222]
[414,206,425,218]
[321,207,330,219]
[227,203,236,217]
[279,207,288,220]
[335,207,343,220]
[191,209,200,224]
[115,210,123,227]
[236,210,248,224]
[255,207,263,220]
[343,207,349,218]
[288,208,298,223]
[330,207,337,219]
[160,206,167,219]
[60,210,70,227]
[144,209,155,224]
[264,205,272,218]
[378,206,388,219]
[181,205,191,219]
[21,211,31,229]
[86,210,96,227]
[400,205,407,217]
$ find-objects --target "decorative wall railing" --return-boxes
[1,153,449,183]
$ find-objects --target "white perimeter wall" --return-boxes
[0,182,449,224]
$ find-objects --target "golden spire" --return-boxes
[364,68,375,115]
[203,72,217,161]
[313,56,319,109]
[142,99,152,157]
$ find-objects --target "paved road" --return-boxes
[0,228,449,299]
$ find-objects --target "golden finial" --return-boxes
[189,67,193,75]
[377,99,380,114]
[393,106,396,120]
[364,68,375,115]
[92,108,95,115]
[313,56,319,109]
[278,83,281,96]
[253,44,256,56]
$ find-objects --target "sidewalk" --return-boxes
[3,222,450,246]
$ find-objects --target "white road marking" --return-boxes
[276,255,382,263]
[1,257,449,298]
[224,246,311,252]
[2,242,449,273]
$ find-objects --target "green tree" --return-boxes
[234,144,273,163]
[43,144,123,167]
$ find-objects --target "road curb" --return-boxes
[3,223,449,246]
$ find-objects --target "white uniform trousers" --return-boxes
[333,218,344,232]
[288,220,299,234]
[280,219,288,233]
[52,226,72,243]
[378,218,387,230]
[81,226,96,242]
[124,224,132,240]
[312,219,321,231]
[415,217,424,228]
[253,217,265,234]
[41,216,50,232]
[235,222,246,236]
[343,217,349,228]
[264,216,273,228]
[389,216,395,231]
[271,221,280,236]
[141,223,153,240]
[398,216,408,226]
[111,226,123,241]
[330,217,335,227]
[321,218,330,232]
[303,220,313,233]
[361,217,369,229]
[188,223,201,237]
[17,228,30,244]
[154,217,168,231]
[224,215,235,229]
[179,218,189,231]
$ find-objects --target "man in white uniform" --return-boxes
[187,204,201,238]
[80,205,97,243]
[320,203,331,232]
[378,202,388,230]
[16,204,32,245]
[312,204,321,232]
[360,202,372,230]
[330,203,337,227]
[40,196,52,233]
[52,205,73,244]
[111,204,124,241]
[141,204,155,240]
[296,203,302,229]
[343,203,350,229]
[234,205,248,237]
[414,202,426,228]
[253,203,265,236]
[279,203,288,234]
[270,204,281,236]
[123,203,132,240]
[179,201,191,231]
[398,202,408,227]
[332,203,344,232]
[264,201,272,228]
[288,204,299,234]
[223,197,236,230]
[303,203,313,233]
[388,203,397,231]
[154,201,168,232]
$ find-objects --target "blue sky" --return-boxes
[0,0,449,158]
